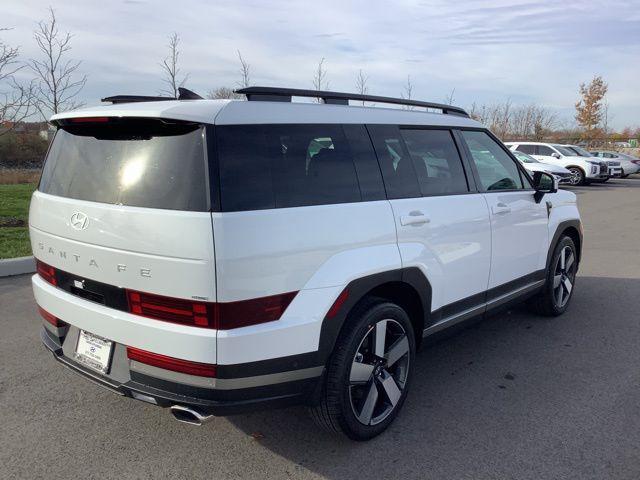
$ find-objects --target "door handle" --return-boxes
[400,211,430,226]
[492,203,511,215]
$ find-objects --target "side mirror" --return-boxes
[551,152,561,159]
[533,171,558,203]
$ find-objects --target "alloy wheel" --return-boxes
[553,245,576,308]
[348,319,410,426]
[568,168,582,185]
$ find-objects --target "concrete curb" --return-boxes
[0,256,35,277]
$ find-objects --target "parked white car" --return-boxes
[505,141,608,185]
[590,151,640,177]
[30,86,583,440]
[562,145,622,179]
[511,150,573,184]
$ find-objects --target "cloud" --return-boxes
[1,0,638,128]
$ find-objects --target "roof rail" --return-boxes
[102,88,203,104]
[235,86,469,117]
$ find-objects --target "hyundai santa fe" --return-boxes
[31,86,582,440]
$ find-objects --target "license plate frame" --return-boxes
[74,330,114,375]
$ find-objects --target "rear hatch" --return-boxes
[30,117,216,302]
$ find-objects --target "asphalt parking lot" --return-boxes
[2,179,640,480]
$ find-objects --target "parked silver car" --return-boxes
[590,151,640,177]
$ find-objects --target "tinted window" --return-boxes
[367,125,421,199]
[40,119,207,211]
[217,124,362,211]
[515,144,536,155]
[537,145,555,156]
[399,129,468,195]
[343,124,386,201]
[462,131,525,191]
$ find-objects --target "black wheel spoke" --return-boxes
[349,318,410,426]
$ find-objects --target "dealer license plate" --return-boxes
[74,330,113,374]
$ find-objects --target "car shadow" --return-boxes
[226,275,640,479]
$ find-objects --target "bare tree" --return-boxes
[0,29,36,135]
[312,57,329,102]
[237,50,250,89]
[30,8,86,119]
[444,88,456,105]
[206,86,243,100]
[355,69,369,105]
[401,75,414,110]
[160,32,188,98]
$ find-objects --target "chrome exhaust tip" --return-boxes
[170,405,213,426]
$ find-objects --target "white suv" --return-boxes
[31,87,582,440]
[505,141,608,185]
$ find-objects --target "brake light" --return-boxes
[125,290,297,330]
[126,347,217,377]
[38,306,66,328]
[69,116,110,123]
[36,259,57,286]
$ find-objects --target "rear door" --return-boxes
[368,125,492,319]
[459,130,548,290]
[31,117,216,302]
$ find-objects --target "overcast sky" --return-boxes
[2,0,639,129]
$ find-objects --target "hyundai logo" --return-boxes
[70,212,89,230]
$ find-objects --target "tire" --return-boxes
[529,236,578,316]
[568,167,585,186]
[309,298,416,441]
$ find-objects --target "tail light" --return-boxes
[126,347,217,377]
[36,259,57,286]
[38,306,66,328]
[125,290,297,330]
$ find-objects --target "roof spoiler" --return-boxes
[101,88,203,104]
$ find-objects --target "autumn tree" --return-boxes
[575,76,608,142]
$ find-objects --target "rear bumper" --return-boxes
[41,327,323,415]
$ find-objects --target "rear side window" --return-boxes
[367,125,421,199]
[216,124,363,211]
[515,144,536,155]
[40,119,207,211]
[461,130,526,191]
[399,129,469,195]
[537,145,555,156]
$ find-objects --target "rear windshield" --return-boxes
[39,118,208,211]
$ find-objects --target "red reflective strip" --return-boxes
[38,306,66,328]
[326,288,349,319]
[126,347,216,377]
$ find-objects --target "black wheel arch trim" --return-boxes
[546,219,582,271]
[316,267,432,363]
